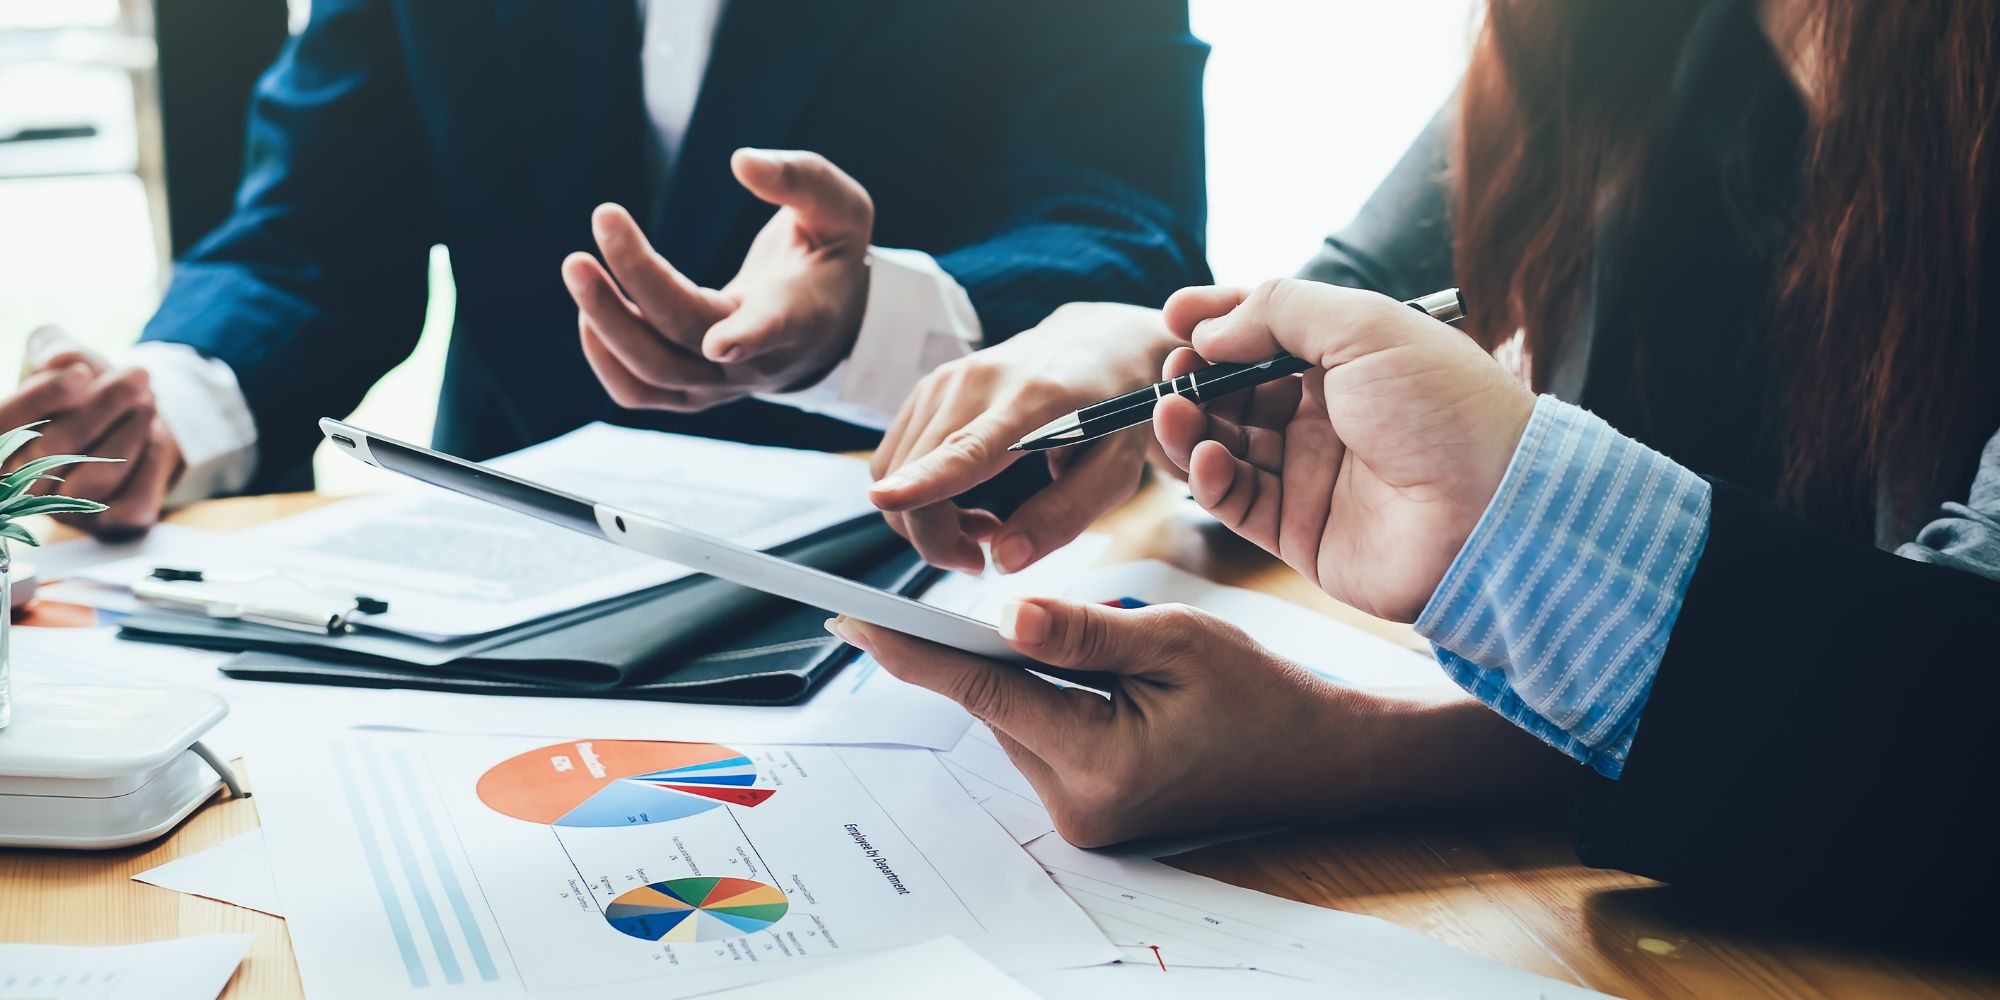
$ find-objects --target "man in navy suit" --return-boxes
[3,0,1207,534]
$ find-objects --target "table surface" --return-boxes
[3,485,1994,999]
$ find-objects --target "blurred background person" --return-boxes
[0,0,1213,534]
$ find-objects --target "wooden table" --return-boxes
[4,486,1994,999]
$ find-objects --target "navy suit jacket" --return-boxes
[142,0,1209,490]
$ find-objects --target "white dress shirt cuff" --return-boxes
[127,342,259,509]
[756,246,981,430]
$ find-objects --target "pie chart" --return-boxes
[605,877,790,942]
[476,739,775,828]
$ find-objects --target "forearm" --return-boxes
[139,0,437,485]
[1331,686,1576,822]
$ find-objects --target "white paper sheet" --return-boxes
[707,936,1035,999]
[938,757,1056,845]
[1026,836,1608,998]
[1018,964,1339,999]
[1054,560,1450,691]
[939,725,1042,806]
[72,424,879,638]
[133,830,284,917]
[7,618,977,750]
[10,524,220,584]
[0,935,251,1000]
[253,731,1117,1000]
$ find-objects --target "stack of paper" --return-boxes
[54,424,880,638]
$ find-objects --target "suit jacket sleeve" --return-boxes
[1295,101,1458,298]
[1572,476,2000,943]
[928,0,1211,340]
[139,0,438,491]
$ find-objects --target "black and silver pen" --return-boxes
[1008,288,1466,453]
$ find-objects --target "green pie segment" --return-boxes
[605,877,790,943]
[708,902,788,922]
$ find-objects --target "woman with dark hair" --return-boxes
[854,0,2000,938]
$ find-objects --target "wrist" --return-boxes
[782,252,871,393]
[1004,302,1179,398]
[1304,684,1572,821]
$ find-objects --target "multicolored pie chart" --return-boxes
[605,877,791,942]
[475,739,775,828]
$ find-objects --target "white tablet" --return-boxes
[319,418,1035,667]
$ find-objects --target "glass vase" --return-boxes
[0,547,11,730]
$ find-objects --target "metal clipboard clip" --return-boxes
[132,566,390,635]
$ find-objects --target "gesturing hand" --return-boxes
[561,148,874,412]
[868,303,1181,574]
[1154,281,1534,623]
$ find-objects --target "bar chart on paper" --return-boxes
[252,732,1118,999]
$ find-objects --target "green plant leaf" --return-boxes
[0,471,63,506]
[2,454,121,487]
[0,421,48,468]
[0,494,109,518]
[0,521,36,546]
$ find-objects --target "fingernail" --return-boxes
[63,362,91,386]
[998,601,1050,645]
[824,616,853,642]
[992,535,1032,575]
[872,472,909,494]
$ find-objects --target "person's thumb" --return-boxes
[1179,279,1416,370]
[998,597,1196,676]
[731,148,873,246]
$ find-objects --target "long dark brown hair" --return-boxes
[1455,0,2000,523]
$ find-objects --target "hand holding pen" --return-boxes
[868,286,1464,576]
[1010,288,1464,452]
[1149,279,1524,622]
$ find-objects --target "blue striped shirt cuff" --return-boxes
[1413,396,1712,778]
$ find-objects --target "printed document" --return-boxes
[706,936,1035,999]
[73,424,878,638]
[253,731,1116,999]
[0,935,251,1000]
[1026,835,1609,998]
